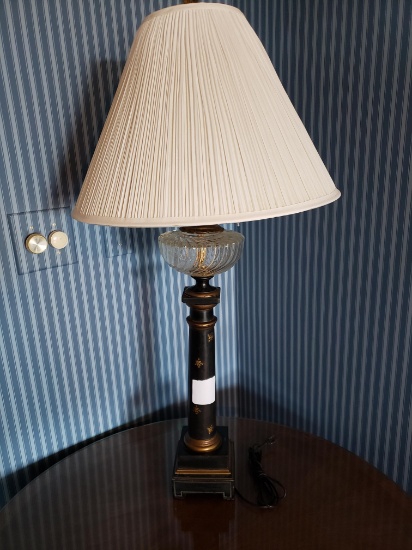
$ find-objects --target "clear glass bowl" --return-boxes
[158,227,244,277]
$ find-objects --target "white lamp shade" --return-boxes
[72,3,340,228]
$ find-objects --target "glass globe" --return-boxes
[158,226,244,277]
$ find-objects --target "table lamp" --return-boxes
[72,2,340,499]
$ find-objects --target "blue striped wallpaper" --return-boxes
[0,0,411,510]
[0,0,238,508]
[237,0,412,495]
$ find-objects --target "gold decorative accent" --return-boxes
[207,425,214,435]
[193,405,201,415]
[175,467,230,476]
[194,246,208,272]
[207,333,214,343]
[187,318,217,329]
[195,358,203,368]
[184,430,222,452]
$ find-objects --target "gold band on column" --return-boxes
[184,430,222,453]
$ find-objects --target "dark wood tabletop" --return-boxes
[0,417,411,549]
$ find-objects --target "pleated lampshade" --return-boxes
[72,3,340,228]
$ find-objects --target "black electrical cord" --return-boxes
[235,435,286,509]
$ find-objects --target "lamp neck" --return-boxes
[179,225,224,234]
[192,277,214,291]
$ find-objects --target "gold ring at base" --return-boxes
[184,430,222,453]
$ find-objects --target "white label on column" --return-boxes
[192,376,216,405]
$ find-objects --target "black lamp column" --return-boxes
[182,277,222,452]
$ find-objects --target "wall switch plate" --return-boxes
[8,207,78,275]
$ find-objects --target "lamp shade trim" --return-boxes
[72,188,340,228]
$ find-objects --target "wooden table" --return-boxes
[0,418,411,549]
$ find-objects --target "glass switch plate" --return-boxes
[7,207,78,275]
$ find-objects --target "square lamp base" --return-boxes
[172,426,235,500]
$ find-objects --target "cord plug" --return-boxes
[236,435,286,509]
